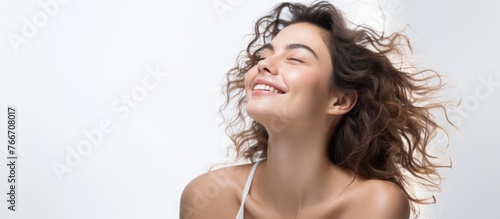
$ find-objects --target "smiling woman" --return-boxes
[180,1,452,219]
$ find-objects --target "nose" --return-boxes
[257,56,278,75]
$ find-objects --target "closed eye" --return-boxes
[287,58,304,63]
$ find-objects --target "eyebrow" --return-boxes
[261,43,319,60]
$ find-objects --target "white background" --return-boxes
[0,0,499,218]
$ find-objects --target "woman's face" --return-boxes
[244,22,334,128]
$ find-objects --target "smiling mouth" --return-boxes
[252,83,285,94]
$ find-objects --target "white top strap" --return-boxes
[235,161,262,219]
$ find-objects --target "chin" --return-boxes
[247,104,273,120]
[247,104,293,132]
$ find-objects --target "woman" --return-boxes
[181,1,452,218]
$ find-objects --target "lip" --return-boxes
[251,78,286,94]
[251,90,281,95]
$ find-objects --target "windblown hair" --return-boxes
[219,1,452,216]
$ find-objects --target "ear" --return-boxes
[326,88,358,115]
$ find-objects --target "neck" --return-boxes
[256,121,350,215]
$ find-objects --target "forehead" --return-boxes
[270,22,331,54]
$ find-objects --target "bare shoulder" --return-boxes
[180,163,254,219]
[344,179,410,219]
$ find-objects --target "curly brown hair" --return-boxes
[219,1,453,216]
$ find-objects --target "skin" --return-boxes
[180,22,410,219]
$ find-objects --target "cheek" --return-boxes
[285,70,331,107]
[286,71,326,95]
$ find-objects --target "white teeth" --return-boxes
[253,83,282,94]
